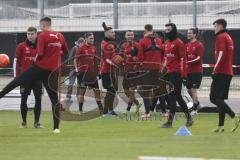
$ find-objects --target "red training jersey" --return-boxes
[36,31,68,71]
[164,38,187,77]
[213,31,234,76]
[185,40,204,73]
[75,43,99,73]
[100,38,116,74]
[122,41,139,72]
[138,34,163,71]
[14,41,37,77]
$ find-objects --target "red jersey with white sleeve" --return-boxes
[35,31,68,71]
[100,38,116,74]
[164,38,187,77]
[122,41,139,72]
[213,30,234,76]
[185,40,204,73]
[75,43,99,73]
[13,41,37,77]
[138,34,163,71]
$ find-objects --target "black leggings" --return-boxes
[165,72,190,122]
[210,74,235,126]
[101,73,116,114]
[20,81,42,123]
[0,65,60,129]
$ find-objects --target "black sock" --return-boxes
[133,99,139,105]
[193,101,199,110]
[79,102,83,112]
[21,106,28,123]
[96,101,103,110]
[126,102,133,111]
[34,106,41,123]
[34,97,41,123]
[143,98,150,114]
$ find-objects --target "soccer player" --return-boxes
[100,22,118,116]
[161,23,193,128]
[185,28,204,115]
[137,24,163,118]
[210,19,239,133]
[13,27,43,128]
[65,37,85,101]
[121,30,141,113]
[0,17,68,133]
[75,32,103,114]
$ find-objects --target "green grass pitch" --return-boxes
[0,111,239,160]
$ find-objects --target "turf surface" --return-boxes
[0,111,239,160]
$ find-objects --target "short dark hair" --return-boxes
[213,18,227,29]
[189,28,199,35]
[165,23,176,29]
[27,27,37,33]
[84,32,93,39]
[144,24,153,32]
[40,17,51,26]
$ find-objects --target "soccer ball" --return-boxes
[0,54,10,68]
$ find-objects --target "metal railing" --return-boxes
[0,0,239,32]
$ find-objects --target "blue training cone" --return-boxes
[175,126,192,136]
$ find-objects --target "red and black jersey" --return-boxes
[138,34,163,71]
[75,44,99,73]
[164,38,187,77]
[100,38,116,74]
[122,41,139,72]
[213,30,234,76]
[14,41,37,77]
[35,31,68,71]
[185,40,204,73]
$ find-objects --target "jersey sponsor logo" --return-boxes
[25,57,36,61]
[166,52,175,58]
[49,33,59,39]
[48,42,62,47]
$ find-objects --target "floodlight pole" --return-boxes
[193,0,197,27]
[113,0,119,29]
[38,0,44,18]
